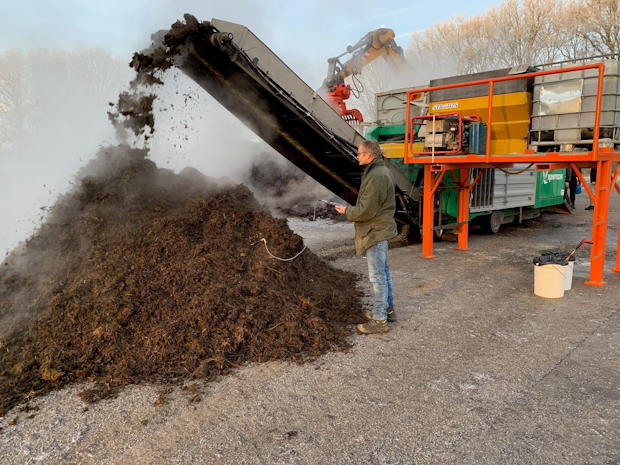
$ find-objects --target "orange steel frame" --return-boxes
[403,63,620,286]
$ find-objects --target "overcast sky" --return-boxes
[2,0,501,87]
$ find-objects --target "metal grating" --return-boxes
[470,168,495,210]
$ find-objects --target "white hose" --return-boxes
[253,238,307,262]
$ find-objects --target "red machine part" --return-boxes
[409,113,482,155]
[325,83,364,124]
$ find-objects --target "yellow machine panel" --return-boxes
[381,142,423,158]
[377,91,532,158]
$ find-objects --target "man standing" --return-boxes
[335,140,397,334]
[565,168,579,209]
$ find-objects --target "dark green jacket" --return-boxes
[345,157,397,255]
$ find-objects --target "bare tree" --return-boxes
[407,19,468,74]
[0,48,133,150]
[553,4,597,61]
[571,0,620,55]
[403,0,618,80]
[406,14,501,75]
[0,50,36,148]
[456,15,499,73]
[487,0,566,67]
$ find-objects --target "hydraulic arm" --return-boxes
[320,28,408,123]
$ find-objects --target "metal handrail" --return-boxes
[404,62,606,164]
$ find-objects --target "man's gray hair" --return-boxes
[360,140,383,159]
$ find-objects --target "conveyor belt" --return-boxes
[173,18,417,224]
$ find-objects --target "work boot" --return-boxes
[364,306,396,323]
[357,319,388,334]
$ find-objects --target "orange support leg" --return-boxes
[574,165,595,204]
[586,160,612,286]
[612,164,620,274]
[456,168,470,251]
[422,164,436,259]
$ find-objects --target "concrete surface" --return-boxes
[1,194,618,464]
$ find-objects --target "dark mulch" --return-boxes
[0,145,362,416]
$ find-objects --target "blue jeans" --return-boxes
[366,240,393,320]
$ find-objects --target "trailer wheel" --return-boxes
[484,210,503,234]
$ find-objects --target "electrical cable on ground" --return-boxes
[252,238,307,261]
[497,163,534,175]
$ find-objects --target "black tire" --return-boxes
[483,210,503,234]
[394,222,420,243]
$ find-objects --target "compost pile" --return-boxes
[0,145,362,416]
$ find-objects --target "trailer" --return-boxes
[366,68,571,235]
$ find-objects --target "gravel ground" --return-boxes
[1,194,618,465]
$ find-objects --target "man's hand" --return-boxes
[335,205,346,214]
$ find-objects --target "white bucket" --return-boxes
[534,263,568,298]
[564,261,574,291]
